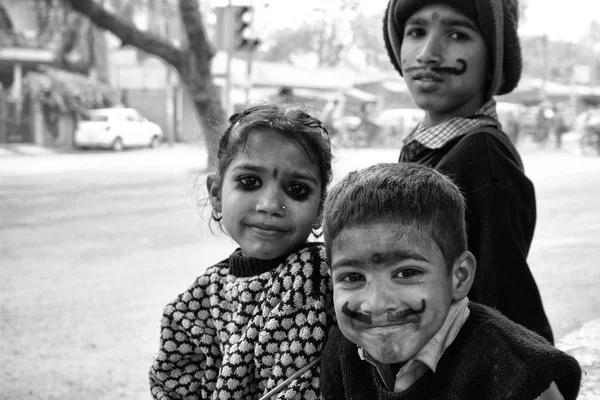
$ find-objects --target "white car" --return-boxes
[74,108,164,151]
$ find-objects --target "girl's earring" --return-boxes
[312,224,323,238]
[211,209,222,222]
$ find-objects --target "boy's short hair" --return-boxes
[383,0,522,97]
[322,163,467,271]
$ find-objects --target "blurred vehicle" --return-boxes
[74,108,164,151]
[519,105,555,143]
[374,108,425,147]
[573,108,600,131]
[577,108,600,156]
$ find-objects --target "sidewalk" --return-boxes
[556,318,600,400]
[0,143,60,157]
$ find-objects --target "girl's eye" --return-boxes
[238,176,261,189]
[396,268,421,279]
[340,272,365,283]
[286,183,310,199]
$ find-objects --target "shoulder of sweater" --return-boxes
[161,257,231,311]
[465,303,566,356]
[435,132,528,191]
[278,242,329,277]
[462,303,582,400]
[447,129,522,168]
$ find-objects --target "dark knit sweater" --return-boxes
[400,128,554,344]
[149,242,333,400]
[320,303,581,400]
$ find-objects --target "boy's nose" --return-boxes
[357,283,397,316]
[416,36,443,65]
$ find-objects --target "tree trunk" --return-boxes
[66,0,224,171]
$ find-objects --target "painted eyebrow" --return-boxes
[405,16,478,32]
[331,250,428,270]
[230,164,319,186]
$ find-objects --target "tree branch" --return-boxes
[179,0,215,61]
[66,0,184,68]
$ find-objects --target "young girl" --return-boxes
[149,104,334,399]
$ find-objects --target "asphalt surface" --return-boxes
[1,143,599,400]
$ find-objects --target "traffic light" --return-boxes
[213,5,261,52]
[233,6,260,52]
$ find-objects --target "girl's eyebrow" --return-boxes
[231,164,264,173]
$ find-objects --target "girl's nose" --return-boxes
[416,35,443,66]
[255,187,285,216]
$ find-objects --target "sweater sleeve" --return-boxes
[437,132,554,344]
[149,273,219,400]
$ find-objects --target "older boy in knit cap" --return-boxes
[382,0,554,344]
[319,163,581,399]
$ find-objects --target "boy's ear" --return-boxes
[206,174,222,212]
[451,251,476,301]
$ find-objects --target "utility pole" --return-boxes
[541,34,549,102]
[224,1,234,118]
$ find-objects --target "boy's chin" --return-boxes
[363,345,413,365]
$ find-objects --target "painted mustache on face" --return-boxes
[404,58,468,76]
[341,299,427,325]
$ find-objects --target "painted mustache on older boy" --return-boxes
[341,299,427,325]
[404,59,468,76]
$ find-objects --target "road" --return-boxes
[1,144,599,400]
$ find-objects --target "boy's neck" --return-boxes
[424,95,489,127]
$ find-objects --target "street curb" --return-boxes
[556,319,600,400]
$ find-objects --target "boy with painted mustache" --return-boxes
[319,163,581,399]
[383,0,554,344]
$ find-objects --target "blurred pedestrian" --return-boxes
[383,0,554,343]
[552,106,567,149]
[322,98,340,138]
[149,104,334,399]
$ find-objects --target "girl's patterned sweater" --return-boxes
[149,242,333,400]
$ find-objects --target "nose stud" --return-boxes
[281,206,286,211]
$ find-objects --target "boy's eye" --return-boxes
[395,268,421,279]
[286,183,310,199]
[449,31,470,41]
[405,27,425,38]
[238,176,261,189]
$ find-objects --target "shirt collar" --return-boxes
[358,297,470,391]
[403,99,500,150]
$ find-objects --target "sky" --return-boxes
[519,0,600,42]
[219,0,600,44]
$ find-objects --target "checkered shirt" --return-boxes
[400,100,500,161]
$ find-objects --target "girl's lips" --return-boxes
[249,223,287,232]
[247,224,289,238]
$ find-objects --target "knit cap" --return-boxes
[383,0,522,97]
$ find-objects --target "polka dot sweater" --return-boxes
[149,242,333,400]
